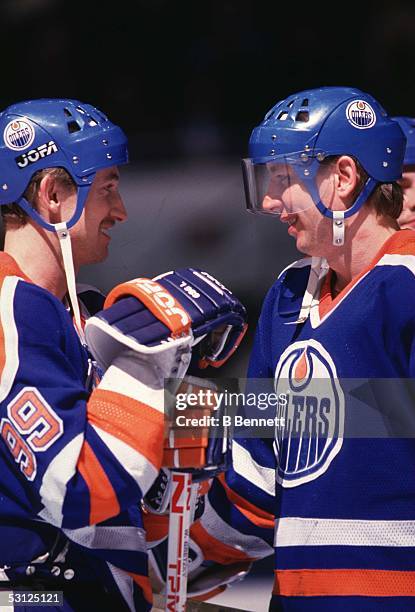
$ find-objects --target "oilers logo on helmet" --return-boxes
[0,99,129,229]
[274,339,344,488]
[243,87,405,246]
[346,100,376,129]
[3,119,35,151]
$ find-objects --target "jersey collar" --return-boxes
[0,252,33,284]
[318,229,415,321]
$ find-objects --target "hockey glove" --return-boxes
[154,268,248,369]
[84,277,193,386]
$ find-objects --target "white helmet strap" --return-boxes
[332,210,345,246]
[55,222,86,345]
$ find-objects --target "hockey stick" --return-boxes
[165,471,198,612]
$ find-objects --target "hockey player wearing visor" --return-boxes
[242,87,404,285]
[189,87,415,611]
[0,100,247,611]
[392,116,415,230]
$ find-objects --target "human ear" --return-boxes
[37,174,62,223]
[335,155,359,201]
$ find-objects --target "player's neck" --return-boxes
[325,213,398,293]
[4,223,76,301]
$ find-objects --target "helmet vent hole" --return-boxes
[287,100,294,108]
[296,111,309,122]
[67,120,81,133]
[76,106,86,114]
[277,111,289,121]
[63,108,72,117]
[302,98,309,106]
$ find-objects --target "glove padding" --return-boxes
[84,277,193,382]
[85,269,248,377]
[163,376,234,477]
[154,268,248,368]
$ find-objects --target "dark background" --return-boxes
[2,0,414,155]
[1,0,414,375]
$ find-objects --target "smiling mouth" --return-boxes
[100,223,115,238]
[284,214,298,227]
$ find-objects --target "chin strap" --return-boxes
[299,163,379,247]
[327,177,378,246]
[55,222,86,346]
[17,186,92,347]
[332,211,345,246]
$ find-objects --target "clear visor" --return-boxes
[242,155,317,215]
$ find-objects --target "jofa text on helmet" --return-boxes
[15,141,59,169]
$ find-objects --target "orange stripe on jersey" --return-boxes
[0,254,32,383]
[378,228,415,256]
[78,441,120,524]
[142,511,169,543]
[319,230,415,319]
[129,572,153,604]
[0,252,32,283]
[218,473,274,529]
[190,522,253,565]
[273,568,415,597]
[318,270,335,319]
[88,389,164,470]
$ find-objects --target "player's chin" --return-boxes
[87,244,109,264]
[97,247,109,262]
[97,234,112,258]
[294,234,308,254]
[296,236,319,257]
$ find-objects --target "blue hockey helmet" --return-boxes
[242,87,405,244]
[0,99,128,342]
[0,98,128,230]
[391,117,415,166]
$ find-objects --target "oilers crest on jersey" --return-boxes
[274,339,345,487]
[240,230,415,608]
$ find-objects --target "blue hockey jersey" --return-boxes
[193,230,415,611]
[0,253,162,610]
